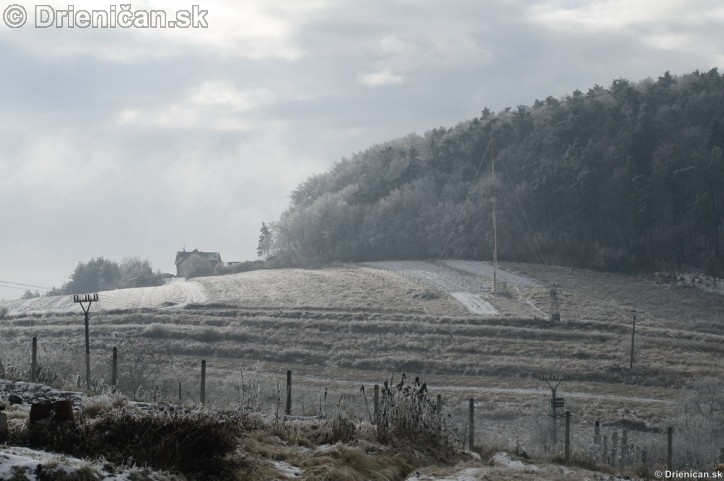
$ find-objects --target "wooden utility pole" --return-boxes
[629,315,636,369]
[73,293,98,389]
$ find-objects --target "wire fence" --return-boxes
[1,336,722,474]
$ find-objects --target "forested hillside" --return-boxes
[265,69,724,274]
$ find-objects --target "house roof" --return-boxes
[174,249,222,265]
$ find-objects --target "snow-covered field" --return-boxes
[0,280,208,316]
[365,261,492,293]
[1,264,478,317]
[365,260,544,316]
[449,292,498,315]
[195,265,466,315]
[3,260,723,321]
[443,260,541,288]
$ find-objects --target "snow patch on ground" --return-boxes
[450,292,498,315]
[0,446,179,481]
[0,281,208,316]
[272,460,304,478]
[492,452,540,472]
[0,380,84,410]
[366,260,543,315]
[445,260,542,287]
[366,261,490,293]
[654,272,724,296]
[406,467,484,481]
[0,449,44,481]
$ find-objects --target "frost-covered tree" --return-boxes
[257,222,273,259]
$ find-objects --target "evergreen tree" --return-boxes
[266,69,724,274]
[257,222,273,259]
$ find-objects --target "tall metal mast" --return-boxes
[492,138,497,293]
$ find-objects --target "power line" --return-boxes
[439,137,494,259]
[498,188,545,265]
[0,284,45,292]
[498,155,547,264]
[0,279,52,291]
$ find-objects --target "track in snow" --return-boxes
[444,260,541,287]
[366,260,527,315]
[449,292,498,315]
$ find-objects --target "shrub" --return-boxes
[330,414,357,444]
[21,407,253,479]
[375,374,448,449]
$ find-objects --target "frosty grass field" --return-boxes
[0,260,722,479]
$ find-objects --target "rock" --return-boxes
[8,394,23,405]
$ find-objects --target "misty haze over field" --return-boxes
[1,4,724,478]
[2,0,724,299]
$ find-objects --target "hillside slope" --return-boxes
[1,261,722,474]
[264,69,724,275]
[1,261,721,390]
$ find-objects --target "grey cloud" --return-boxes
[2,0,724,299]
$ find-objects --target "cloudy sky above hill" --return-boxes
[1,0,723,298]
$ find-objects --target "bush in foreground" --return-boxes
[19,406,259,480]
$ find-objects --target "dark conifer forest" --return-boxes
[266,69,724,274]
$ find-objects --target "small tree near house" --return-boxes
[257,222,273,260]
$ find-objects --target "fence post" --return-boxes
[178,381,182,404]
[111,347,118,390]
[603,435,609,464]
[612,431,618,468]
[436,394,442,439]
[564,411,571,464]
[285,370,292,416]
[468,398,475,450]
[200,360,206,406]
[0,408,7,443]
[641,447,648,471]
[667,427,673,471]
[594,420,600,445]
[31,337,38,382]
[620,429,628,467]
[720,447,724,463]
[373,384,379,424]
[153,385,158,402]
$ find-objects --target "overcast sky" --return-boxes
[1,0,723,299]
